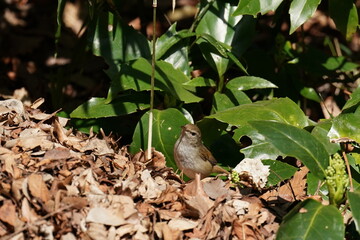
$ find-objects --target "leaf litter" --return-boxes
[0,99,309,240]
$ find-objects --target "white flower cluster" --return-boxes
[233,158,270,188]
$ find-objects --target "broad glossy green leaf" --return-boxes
[311,123,340,155]
[70,94,149,119]
[262,160,298,186]
[300,87,321,103]
[276,199,344,240]
[212,89,251,113]
[196,1,255,77]
[108,58,202,103]
[226,76,278,91]
[130,108,189,170]
[209,98,308,128]
[233,125,283,160]
[155,24,195,75]
[250,121,329,179]
[155,24,195,60]
[88,11,150,71]
[233,0,283,16]
[183,77,216,87]
[342,87,360,112]
[289,0,322,34]
[329,0,359,40]
[348,191,360,234]
[328,113,360,143]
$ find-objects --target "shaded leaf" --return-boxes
[196,1,255,77]
[155,23,195,75]
[262,160,298,186]
[329,0,359,40]
[108,58,202,103]
[212,89,251,113]
[348,191,360,234]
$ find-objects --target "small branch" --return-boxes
[147,0,157,160]
[1,205,73,240]
[342,146,353,192]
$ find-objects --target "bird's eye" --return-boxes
[190,131,196,136]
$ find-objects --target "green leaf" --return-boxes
[311,123,340,155]
[342,87,360,112]
[234,125,284,160]
[196,1,255,77]
[88,11,150,75]
[226,76,278,91]
[289,0,322,34]
[108,58,202,104]
[348,191,360,234]
[155,24,195,75]
[226,51,249,75]
[209,98,308,128]
[212,89,251,113]
[155,24,195,60]
[276,199,344,240]
[328,113,360,143]
[329,0,359,40]
[183,77,216,87]
[300,87,321,103]
[233,0,283,16]
[130,108,189,170]
[249,121,329,180]
[70,94,149,119]
[262,160,298,186]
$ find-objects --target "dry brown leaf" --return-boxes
[158,209,181,220]
[86,207,126,226]
[0,200,18,227]
[183,174,214,218]
[43,147,71,160]
[261,167,308,203]
[203,178,230,200]
[27,174,51,203]
[168,218,198,231]
[21,198,40,223]
[86,222,107,240]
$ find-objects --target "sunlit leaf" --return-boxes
[250,121,329,179]
[289,0,322,34]
[130,108,189,170]
[277,199,344,240]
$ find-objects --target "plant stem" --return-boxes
[147,0,157,160]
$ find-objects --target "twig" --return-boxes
[1,205,74,240]
[341,147,353,192]
[147,0,157,160]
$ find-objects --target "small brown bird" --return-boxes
[173,124,229,179]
